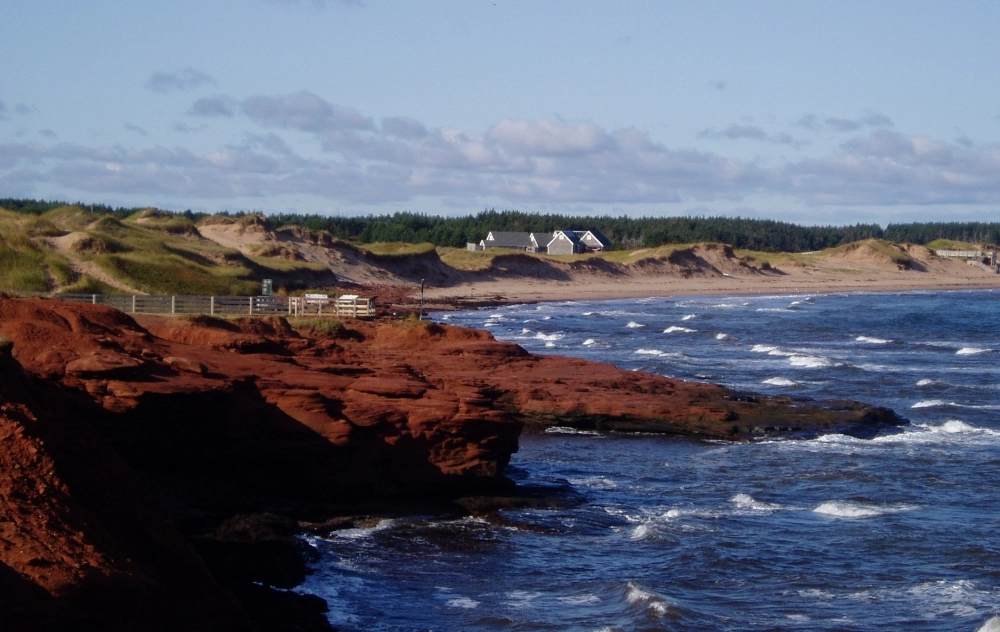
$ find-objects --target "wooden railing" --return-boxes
[38,293,376,318]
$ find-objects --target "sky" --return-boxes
[1,1,998,226]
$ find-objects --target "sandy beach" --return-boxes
[419,244,1000,307]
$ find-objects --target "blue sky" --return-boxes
[1,1,998,225]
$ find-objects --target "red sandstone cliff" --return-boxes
[0,296,903,629]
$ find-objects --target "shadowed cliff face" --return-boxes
[0,345,251,631]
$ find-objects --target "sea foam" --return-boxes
[813,501,915,519]
[856,335,892,344]
[957,347,991,355]
[534,332,564,342]
[663,326,696,333]
[763,377,797,387]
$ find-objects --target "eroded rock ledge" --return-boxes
[0,296,905,629]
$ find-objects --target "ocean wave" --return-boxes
[624,582,671,616]
[957,347,991,355]
[568,476,617,489]
[856,335,892,344]
[534,332,564,341]
[715,333,731,340]
[663,326,696,333]
[916,378,940,386]
[635,348,666,356]
[788,355,834,368]
[582,338,597,346]
[681,314,697,321]
[730,493,783,512]
[626,321,646,328]
[520,328,531,335]
[329,518,397,540]
[977,616,1000,632]
[756,307,795,312]
[813,501,917,519]
[446,597,480,609]
[503,590,542,608]
[911,399,948,408]
[556,593,601,605]
[763,377,797,387]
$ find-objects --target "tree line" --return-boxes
[2,198,997,252]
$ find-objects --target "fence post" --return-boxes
[171,296,175,315]
[210,296,215,315]
[92,294,97,304]
[132,295,136,313]
[249,296,253,316]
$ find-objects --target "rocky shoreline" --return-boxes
[0,296,906,630]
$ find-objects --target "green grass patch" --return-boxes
[59,275,120,294]
[359,241,436,256]
[925,239,981,251]
[289,317,346,338]
[125,209,197,234]
[437,247,502,271]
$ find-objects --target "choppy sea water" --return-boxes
[302,291,1000,631]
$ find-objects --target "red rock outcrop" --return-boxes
[0,295,903,629]
[0,344,251,630]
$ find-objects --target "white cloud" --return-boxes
[2,94,998,215]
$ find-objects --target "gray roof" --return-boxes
[485,231,534,248]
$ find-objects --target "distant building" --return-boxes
[545,229,612,255]
[481,231,534,252]
[478,229,612,255]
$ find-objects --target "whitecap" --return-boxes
[715,333,731,340]
[329,518,396,539]
[916,378,937,386]
[977,616,1000,632]
[625,583,670,616]
[446,597,480,609]
[635,348,666,356]
[911,399,948,409]
[788,355,834,368]
[626,321,646,328]
[583,338,597,346]
[756,308,794,312]
[582,311,596,316]
[813,501,916,519]
[663,326,696,333]
[681,314,697,321]
[520,328,531,335]
[730,493,782,512]
[751,344,778,353]
[630,524,652,540]
[957,347,991,355]
[542,316,552,320]
[856,335,892,344]
[534,332,564,341]
[545,341,556,348]
[763,377,797,387]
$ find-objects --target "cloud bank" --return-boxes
[2,91,998,214]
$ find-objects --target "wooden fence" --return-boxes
[40,293,376,318]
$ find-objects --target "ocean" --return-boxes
[302,290,1000,631]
